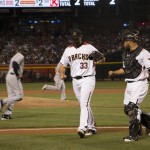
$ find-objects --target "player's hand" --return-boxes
[60,74,66,80]
[108,71,115,77]
[63,75,67,79]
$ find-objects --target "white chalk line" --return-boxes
[0,126,128,132]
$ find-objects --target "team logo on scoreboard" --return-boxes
[50,0,59,7]
[0,0,5,6]
[6,0,13,5]
[20,0,36,6]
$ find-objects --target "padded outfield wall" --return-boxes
[0,62,124,82]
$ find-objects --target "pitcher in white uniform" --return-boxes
[42,62,67,101]
[0,45,26,120]
[59,29,105,138]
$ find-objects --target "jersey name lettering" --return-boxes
[68,53,89,62]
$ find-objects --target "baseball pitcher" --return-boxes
[59,29,105,138]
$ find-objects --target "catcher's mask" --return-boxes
[118,29,139,43]
[72,29,83,47]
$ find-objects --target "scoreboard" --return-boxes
[0,0,115,7]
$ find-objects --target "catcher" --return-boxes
[108,29,150,142]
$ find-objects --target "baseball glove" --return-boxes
[89,51,104,61]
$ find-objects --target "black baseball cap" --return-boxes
[72,29,82,36]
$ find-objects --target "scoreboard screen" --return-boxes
[0,0,115,7]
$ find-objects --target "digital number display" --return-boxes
[0,0,115,7]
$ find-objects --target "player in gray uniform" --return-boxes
[59,29,105,138]
[0,45,26,120]
[108,29,150,142]
[42,63,67,101]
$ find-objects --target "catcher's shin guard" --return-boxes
[129,119,140,138]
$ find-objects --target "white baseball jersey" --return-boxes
[123,49,150,82]
[123,48,150,106]
[60,43,98,77]
[60,42,97,132]
[8,52,24,77]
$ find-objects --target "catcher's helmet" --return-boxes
[118,29,139,42]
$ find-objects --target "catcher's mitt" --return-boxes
[89,51,104,61]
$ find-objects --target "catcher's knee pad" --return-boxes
[124,102,138,119]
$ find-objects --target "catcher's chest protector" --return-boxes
[122,47,142,79]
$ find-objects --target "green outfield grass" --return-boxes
[0,132,150,150]
[0,81,150,150]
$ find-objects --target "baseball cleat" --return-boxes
[123,135,138,142]
[85,129,97,136]
[42,84,47,90]
[77,129,85,138]
[61,99,68,101]
[1,114,12,120]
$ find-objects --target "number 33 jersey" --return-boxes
[60,43,99,77]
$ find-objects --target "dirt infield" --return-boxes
[0,127,128,134]
[15,97,79,108]
[0,88,126,135]
[0,96,129,135]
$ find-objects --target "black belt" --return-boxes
[10,72,15,75]
[73,75,93,80]
[127,78,147,83]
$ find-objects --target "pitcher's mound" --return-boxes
[15,97,79,108]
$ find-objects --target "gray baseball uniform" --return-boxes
[42,63,67,100]
[0,52,24,119]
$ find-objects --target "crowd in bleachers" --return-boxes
[0,30,70,64]
[0,29,150,64]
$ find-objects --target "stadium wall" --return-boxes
[0,63,124,82]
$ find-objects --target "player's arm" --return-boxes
[12,61,21,79]
[108,68,125,77]
[59,63,67,80]
[142,50,150,69]
[89,50,105,62]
